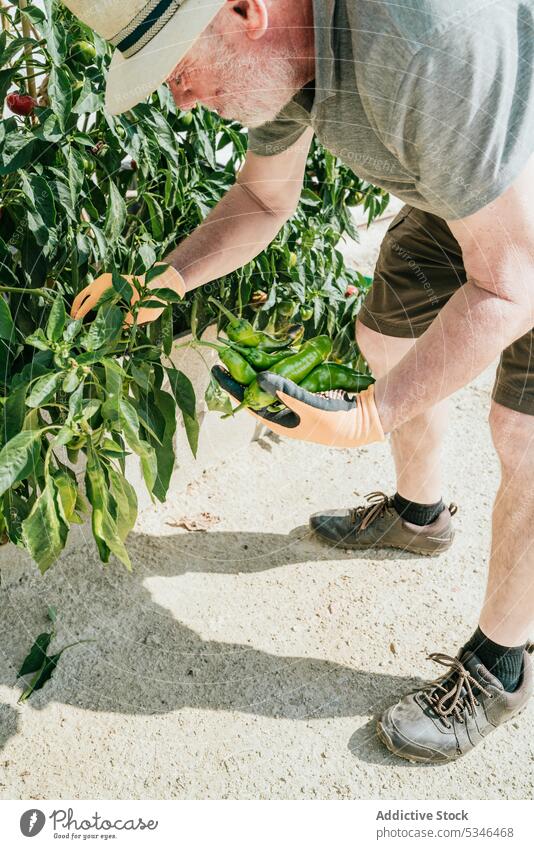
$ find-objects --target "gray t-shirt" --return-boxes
[248,0,534,219]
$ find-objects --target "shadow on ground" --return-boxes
[0,525,426,758]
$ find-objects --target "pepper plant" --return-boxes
[0,0,389,573]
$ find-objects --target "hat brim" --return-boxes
[105,0,226,115]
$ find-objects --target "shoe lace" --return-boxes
[349,491,393,530]
[420,652,492,728]
[350,491,458,529]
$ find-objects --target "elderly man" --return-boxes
[68,0,533,764]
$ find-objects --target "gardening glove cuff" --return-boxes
[212,366,386,448]
[256,373,386,447]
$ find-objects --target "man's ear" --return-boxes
[226,0,268,41]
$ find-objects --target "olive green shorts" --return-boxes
[359,204,534,416]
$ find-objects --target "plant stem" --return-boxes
[0,286,55,299]
[18,0,37,101]
[208,296,238,324]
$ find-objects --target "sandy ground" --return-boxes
[1,209,533,801]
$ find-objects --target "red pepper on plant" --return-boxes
[6,92,37,116]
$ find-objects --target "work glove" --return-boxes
[70,264,186,325]
[212,365,386,448]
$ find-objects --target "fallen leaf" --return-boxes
[166,511,220,531]
[389,642,397,655]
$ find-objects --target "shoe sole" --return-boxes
[310,527,453,557]
[376,707,528,765]
[375,720,452,764]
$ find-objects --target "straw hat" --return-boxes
[62,1,226,115]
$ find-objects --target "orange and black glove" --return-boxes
[70,264,186,325]
[212,366,386,448]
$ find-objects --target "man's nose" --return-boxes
[168,74,197,110]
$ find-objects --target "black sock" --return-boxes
[393,492,445,526]
[464,626,525,693]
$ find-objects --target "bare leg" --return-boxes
[479,401,534,645]
[356,320,450,504]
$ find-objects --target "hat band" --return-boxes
[111,0,183,60]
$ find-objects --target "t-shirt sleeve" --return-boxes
[247,97,312,156]
[386,13,534,220]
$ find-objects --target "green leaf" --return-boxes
[2,488,32,547]
[145,194,164,240]
[165,367,199,457]
[107,465,138,542]
[52,424,75,447]
[111,270,133,304]
[68,378,84,420]
[138,244,156,271]
[33,176,57,229]
[144,264,169,285]
[21,476,69,573]
[17,632,52,677]
[148,286,183,304]
[105,182,127,245]
[38,113,63,143]
[161,305,173,356]
[130,361,151,392]
[47,293,66,342]
[118,398,157,492]
[0,134,35,175]
[84,447,131,568]
[72,77,104,114]
[100,357,123,422]
[18,652,63,703]
[0,430,43,498]
[80,304,123,352]
[165,367,196,419]
[26,372,63,408]
[20,173,56,228]
[2,382,28,447]
[48,66,72,133]
[0,68,14,107]
[150,386,177,501]
[42,2,67,66]
[21,5,46,25]
[66,145,85,209]
[62,370,80,393]
[52,468,78,522]
[25,328,50,351]
[0,297,15,342]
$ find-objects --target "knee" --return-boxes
[355,319,415,379]
[355,320,388,377]
[489,401,534,475]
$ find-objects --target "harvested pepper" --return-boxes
[200,341,257,385]
[241,335,332,410]
[258,323,304,350]
[228,343,296,370]
[209,297,263,346]
[198,339,257,384]
[209,297,301,350]
[300,363,374,393]
[219,347,256,385]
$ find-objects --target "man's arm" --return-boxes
[374,154,534,433]
[164,127,314,291]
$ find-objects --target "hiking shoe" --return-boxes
[309,491,457,556]
[377,644,533,763]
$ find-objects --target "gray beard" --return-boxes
[206,44,304,128]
